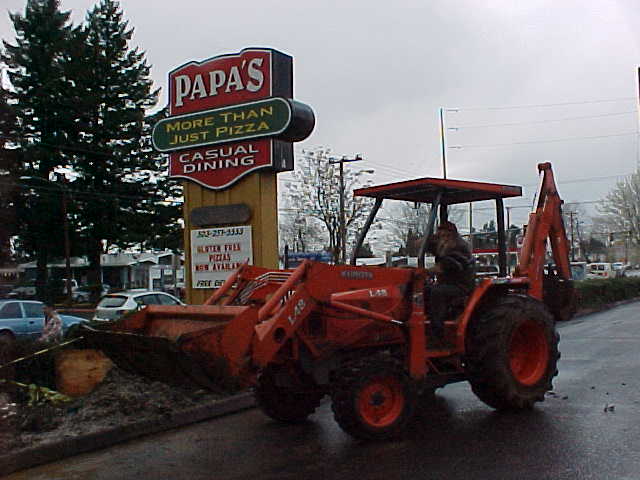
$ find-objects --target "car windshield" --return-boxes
[97,295,128,308]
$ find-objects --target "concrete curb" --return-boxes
[0,391,255,477]
[572,297,640,319]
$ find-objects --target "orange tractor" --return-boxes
[84,162,575,440]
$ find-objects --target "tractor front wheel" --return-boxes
[255,365,323,423]
[331,353,416,440]
[465,295,559,410]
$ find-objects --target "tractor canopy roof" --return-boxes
[354,176,522,205]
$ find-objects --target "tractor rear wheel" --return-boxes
[465,295,559,410]
[331,353,416,440]
[255,365,323,423]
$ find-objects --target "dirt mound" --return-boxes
[0,367,225,453]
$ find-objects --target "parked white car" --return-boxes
[586,262,614,280]
[8,284,36,299]
[72,284,110,303]
[93,290,184,322]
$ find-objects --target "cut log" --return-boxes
[55,349,113,397]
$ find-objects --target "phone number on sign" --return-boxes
[195,228,246,238]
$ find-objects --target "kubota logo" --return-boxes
[287,298,306,326]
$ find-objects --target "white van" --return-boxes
[586,263,614,279]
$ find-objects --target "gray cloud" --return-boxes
[2,0,639,226]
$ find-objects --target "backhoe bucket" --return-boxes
[82,304,259,392]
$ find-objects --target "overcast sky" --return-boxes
[2,0,640,230]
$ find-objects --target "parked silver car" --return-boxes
[93,290,184,322]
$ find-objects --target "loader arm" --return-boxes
[514,162,571,299]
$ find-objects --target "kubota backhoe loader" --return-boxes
[83,162,575,440]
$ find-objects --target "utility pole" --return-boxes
[59,176,72,306]
[568,211,576,262]
[576,220,589,262]
[328,154,367,264]
[439,107,447,179]
[468,203,473,251]
[339,160,345,264]
[506,206,511,274]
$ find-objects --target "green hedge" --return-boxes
[575,277,640,310]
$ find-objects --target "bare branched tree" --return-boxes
[278,207,324,253]
[381,202,430,256]
[282,147,374,263]
[378,201,466,256]
[598,170,640,246]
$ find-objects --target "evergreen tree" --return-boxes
[0,85,18,265]
[67,0,158,296]
[102,108,182,252]
[137,109,183,252]
[2,0,74,298]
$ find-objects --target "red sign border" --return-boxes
[168,139,293,191]
[168,47,293,115]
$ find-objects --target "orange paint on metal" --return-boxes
[258,261,308,321]
[204,262,246,305]
[357,376,405,428]
[408,272,427,379]
[514,162,572,299]
[253,286,315,367]
[454,277,531,352]
[329,300,398,324]
[509,319,549,386]
[455,279,493,351]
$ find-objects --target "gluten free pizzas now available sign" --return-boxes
[191,226,253,288]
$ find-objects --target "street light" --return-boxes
[328,155,373,263]
[20,174,72,306]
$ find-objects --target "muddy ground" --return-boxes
[0,367,227,454]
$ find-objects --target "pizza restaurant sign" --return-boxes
[154,48,314,190]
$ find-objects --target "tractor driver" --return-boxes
[425,221,475,345]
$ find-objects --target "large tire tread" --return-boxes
[465,295,559,410]
[255,365,323,424]
[331,352,416,440]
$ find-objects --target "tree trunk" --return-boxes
[35,244,48,302]
[87,237,102,302]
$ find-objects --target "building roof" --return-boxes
[18,251,177,270]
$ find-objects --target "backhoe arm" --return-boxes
[514,163,571,299]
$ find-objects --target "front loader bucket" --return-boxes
[82,304,259,392]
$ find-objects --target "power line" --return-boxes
[446,97,636,112]
[522,173,630,188]
[0,179,174,203]
[448,110,637,130]
[450,131,637,149]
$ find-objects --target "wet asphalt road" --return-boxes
[7,302,640,480]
